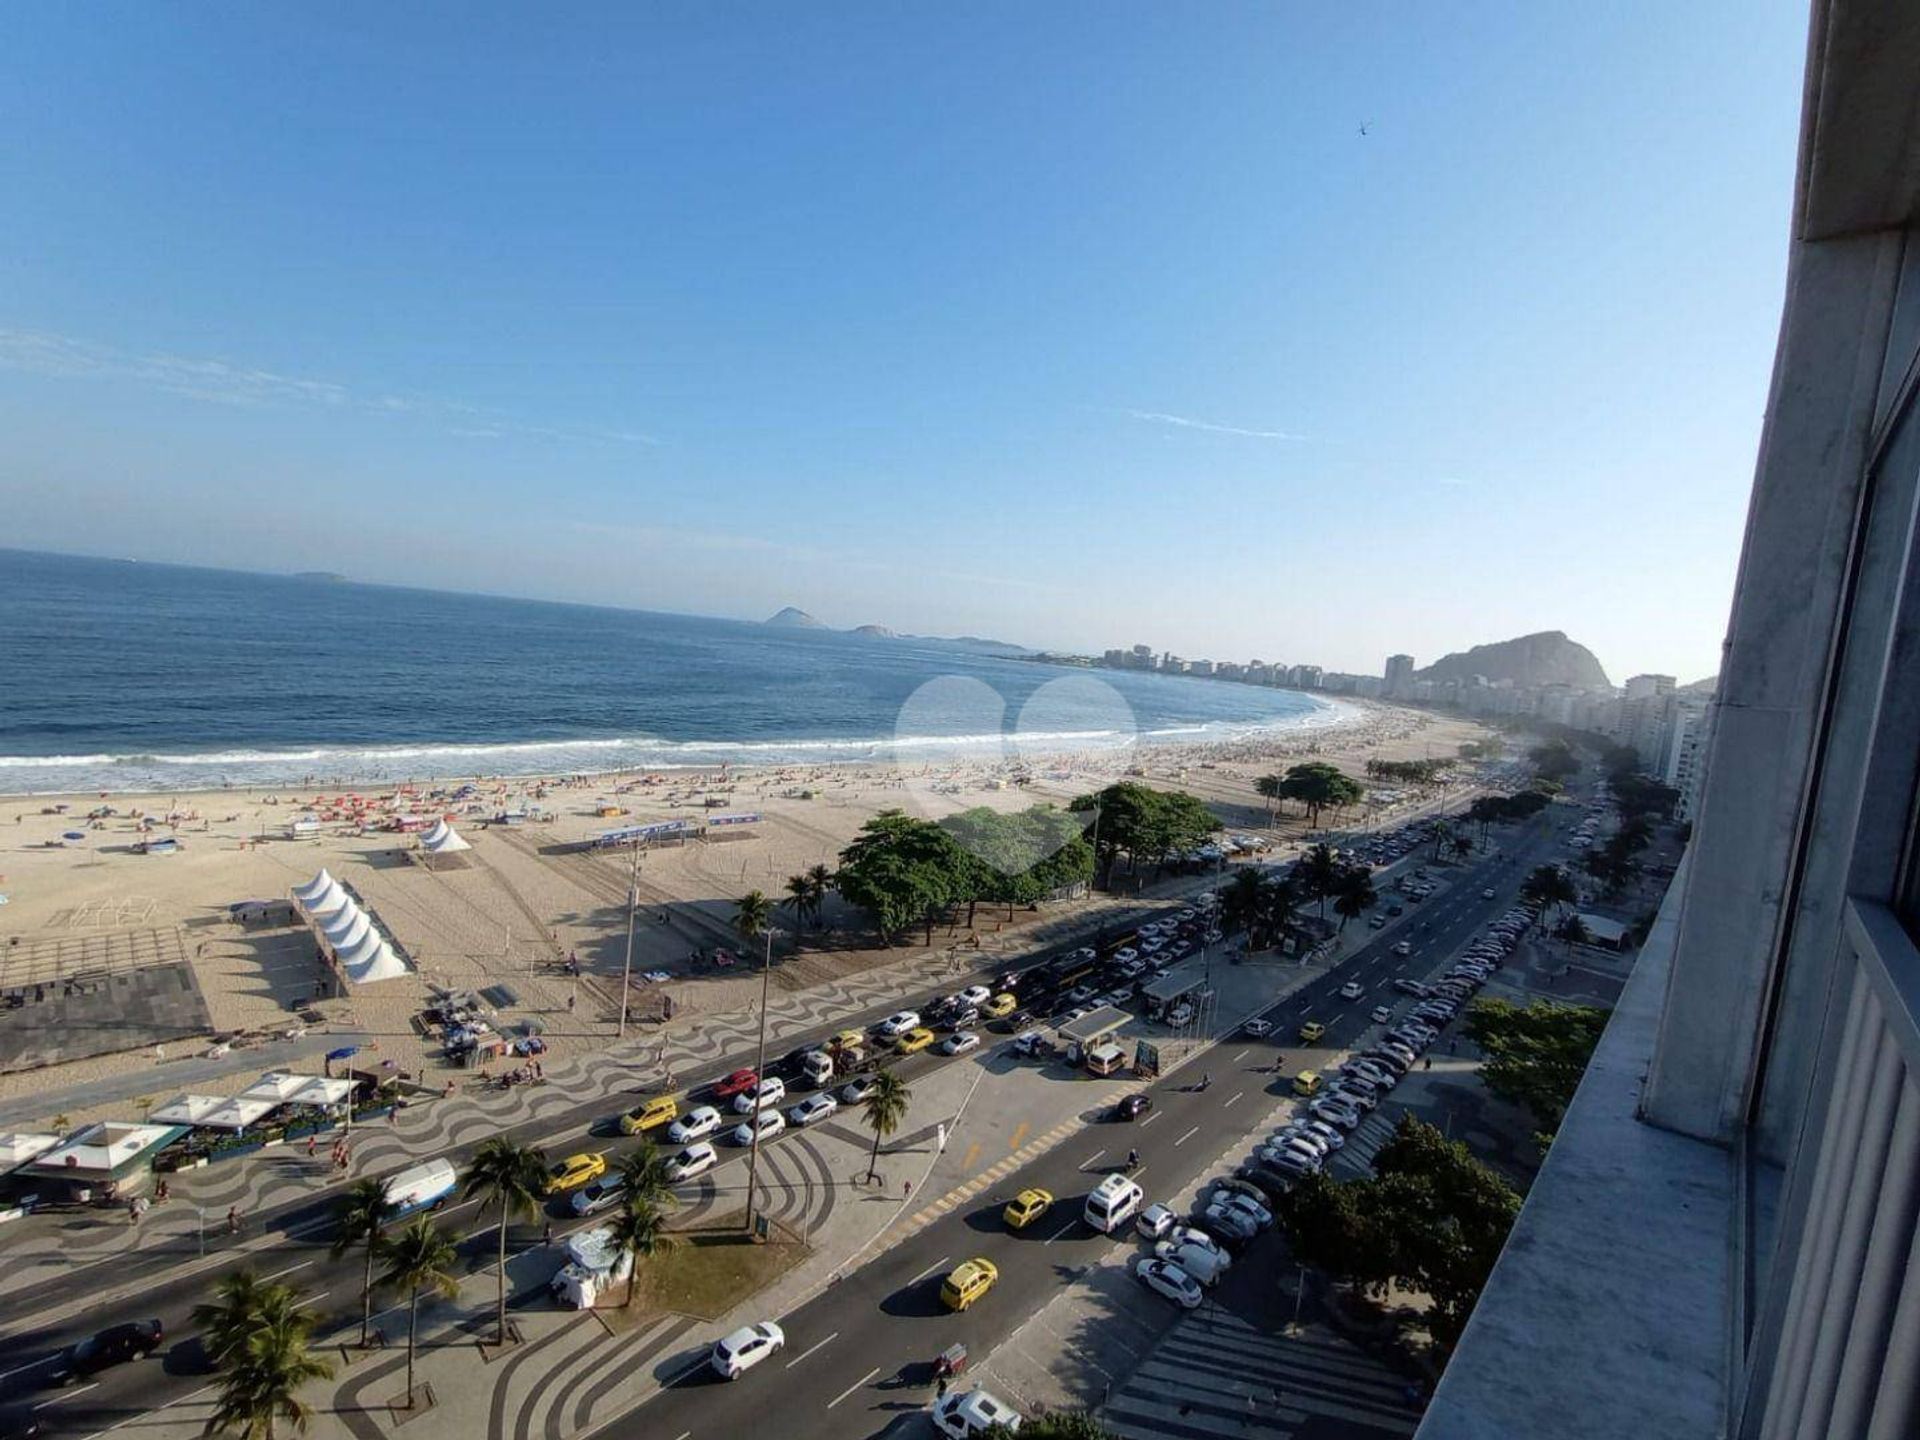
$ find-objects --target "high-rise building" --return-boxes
[1421,17,1920,1434]
[1623,672,1676,702]
[1287,664,1323,689]
[1384,653,1415,696]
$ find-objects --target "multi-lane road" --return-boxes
[1,811,1561,1440]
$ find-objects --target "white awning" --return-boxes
[149,1093,228,1126]
[287,1077,353,1107]
[422,822,471,854]
[198,1097,280,1132]
[291,869,336,904]
[325,908,372,954]
[240,1071,314,1105]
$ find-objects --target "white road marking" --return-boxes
[1174,1125,1199,1146]
[260,1259,313,1282]
[1081,1149,1106,1170]
[158,1383,218,1413]
[827,1367,881,1409]
[907,1256,951,1288]
[0,1356,59,1382]
[785,1332,838,1369]
[1138,1110,1162,1128]
[1230,1048,1249,1063]
[1042,1215,1078,1246]
[1223,1091,1243,1107]
[35,1383,99,1409]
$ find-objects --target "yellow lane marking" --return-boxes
[1008,1122,1030,1151]
[961,1140,981,1171]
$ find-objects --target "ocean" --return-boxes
[0,549,1345,794]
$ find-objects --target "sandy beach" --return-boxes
[0,701,1490,1128]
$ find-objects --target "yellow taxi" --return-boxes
[1297,1020,1326,1043]
[1003,1187,1054,1230]
[1292,1070,1323,1097]
[984,993,1018,1019]
[831,1029,865,1052]
[619,1095,679,1135]
[895,1026,937,1055]
[940,1257,1000,1311]
[544,1152,607,1195]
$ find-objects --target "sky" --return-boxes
[0,2,1809,684]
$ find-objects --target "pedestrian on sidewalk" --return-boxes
[307,1134,317,1158]
[544,1221,554,1247]
[226,1206,240,1234]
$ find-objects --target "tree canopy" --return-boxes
[1528,741,1580,785]
[939,805,1094,918]
[1273,1115,1521,1346]
[1462,998,1610,1143]
[834,810,970,945]
[1261,762,1364,828]
[1068,782,1220,875]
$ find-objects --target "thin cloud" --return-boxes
[1124,408,1305,441]
[1434,475,1472,488]
[0,327,657,446]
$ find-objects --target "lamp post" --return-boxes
[741,924,776,1237]
[618,841,640,1040]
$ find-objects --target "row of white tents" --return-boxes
[292,870,408,983]
[150,1071,355,1132]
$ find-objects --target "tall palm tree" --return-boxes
[1300,843,1341,918]
[734,890,773,948]
[193,1269,299,1368]
[616,1142,678,1215]
[376,1215,461,1409]
[1254,774,1282,823]
[203,1307,335,1440]
[461,1137,549,1346]
[782,874,813,932]
[1259,875,1299,951]
[860,1066,912,1183]
[1451,834,1473,862]
[329,1179,392,1349]
[608,1196,676,1308]
[1331,868,1378,932]
[805,863,834,929]
[1220,868,1264,942]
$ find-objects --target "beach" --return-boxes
[0,701,1490,1128]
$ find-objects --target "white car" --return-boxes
[1269,1128,1329,1159]
[1113,947,1139,964]
[958,985,992,1008]
[1241,1018,1272,1037]
[1135,1202,1178,1240]
[1370,1004,1393,1024]
[1156,1239,1230,1285]
[666,1105,722,1144]
[1392,941,1414,956]
[1210,1188,1273,1229]
[931,1387,1024,1438]
[666,1142,717,1182]
[710,1321,785,1379]
[730,1109,786,1146]
[1290,1117,1347,1150]
[1338,980,1365,1001]
[875,1011,921,1039]
[940,1031,981,1056]
[1164,1223,1228,1260]
[1134,1257,1203,1310]
[1311,1097,1363,1131]
[732,1076,787,1114]
[786,1094,837,1127]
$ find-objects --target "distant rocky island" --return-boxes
[763,608,1029,656]
[1416,630,1611,690]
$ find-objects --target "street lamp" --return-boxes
[618,841,641,1039]
[741,923,777,1237]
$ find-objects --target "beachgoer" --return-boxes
[307,1134,317,1157]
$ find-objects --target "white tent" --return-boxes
[421,820,471,854]
[241,1072,314,1105]
[292,870,336,905]
[324,907,372,954]
[150,1094,228,1126]
[199,1097,279,1132]
[340,931,407,984]
[320,898,365,941]
[287,1076,353,1107]
[302,880,352,919]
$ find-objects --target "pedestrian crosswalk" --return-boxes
[1330,1110,1399,1178]
[1098,1304,1425,1440]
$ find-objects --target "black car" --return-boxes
[1234,1164,1296,1204]
[69,1320,163,1378]
[1115,1094,1152,1121]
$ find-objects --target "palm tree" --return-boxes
[1220,868,1264,942]
[1254,774,1282,823]
[1451,834,1472,862]
[194,1269,299,1368]
[203,1307,335,1440]
[328,1180,393,1349]
[782,873,813,932]
[805,863,834,929]
[1258,875,1299,951]
[860,1066,912,1182]
[616,1142,678,1215]
[1331,867,1377,932]
[376,1215,461,1409]
[462,1138,548,1346]
[734,889,773,949]
[1523,863,1578,927]
[608,1196,676,1308]
[1300,843,1341,918]
[1429,819,1454,861]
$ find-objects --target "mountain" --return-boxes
[1416,631,1611,690]
[851,624,896,638]
[764,606,825,628]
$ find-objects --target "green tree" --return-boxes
[202,1305,335,1440]
[835,810,967,945]
[193,1269,300,1369]
[1331,866,1377,932]
[329,1179,393,1349]
[1451,834,1473,862]
[1558,914,1592,948]
[1220,867,1265,940]
[616,1142,678,1214]
[805,862,835,928]
[1069,783,1220,878]
[1462,999,1610,1143]
[859,1065,912,1182]
[608,1196,676,1308]
[782,873,814,930]
[1275,762,1363,829]
[1255,773,1283,822]
[461,1136,548,1346]
[734,889,774,949]
[984,1415,1116,1439]
[1521,863,1577,926]
[1257,874,1300,950]
[1528,742,1579,786]
[1298,843,1342,918]
[376,1215,461,1409]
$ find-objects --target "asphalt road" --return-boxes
[2,811,1563,1440]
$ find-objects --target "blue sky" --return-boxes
[1,2,1806,683]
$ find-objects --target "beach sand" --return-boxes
[0,702,1490,1127]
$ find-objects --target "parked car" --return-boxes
[940,1031,981,1056]
[1135,1202,1178,1239]
[930,1388,1024,1439]
[1134,1258,1204,1310]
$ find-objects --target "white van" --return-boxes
[1084,1041,1126,1077]
[1084,1173,1146,1233]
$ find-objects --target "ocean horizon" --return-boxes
[0,548,1348,794]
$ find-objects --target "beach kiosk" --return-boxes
[1057,1006,1130,1068]
[551,1224,633,1309]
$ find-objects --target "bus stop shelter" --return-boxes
[1141,962,1207,1019]
[1058,1005,1129,1063]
